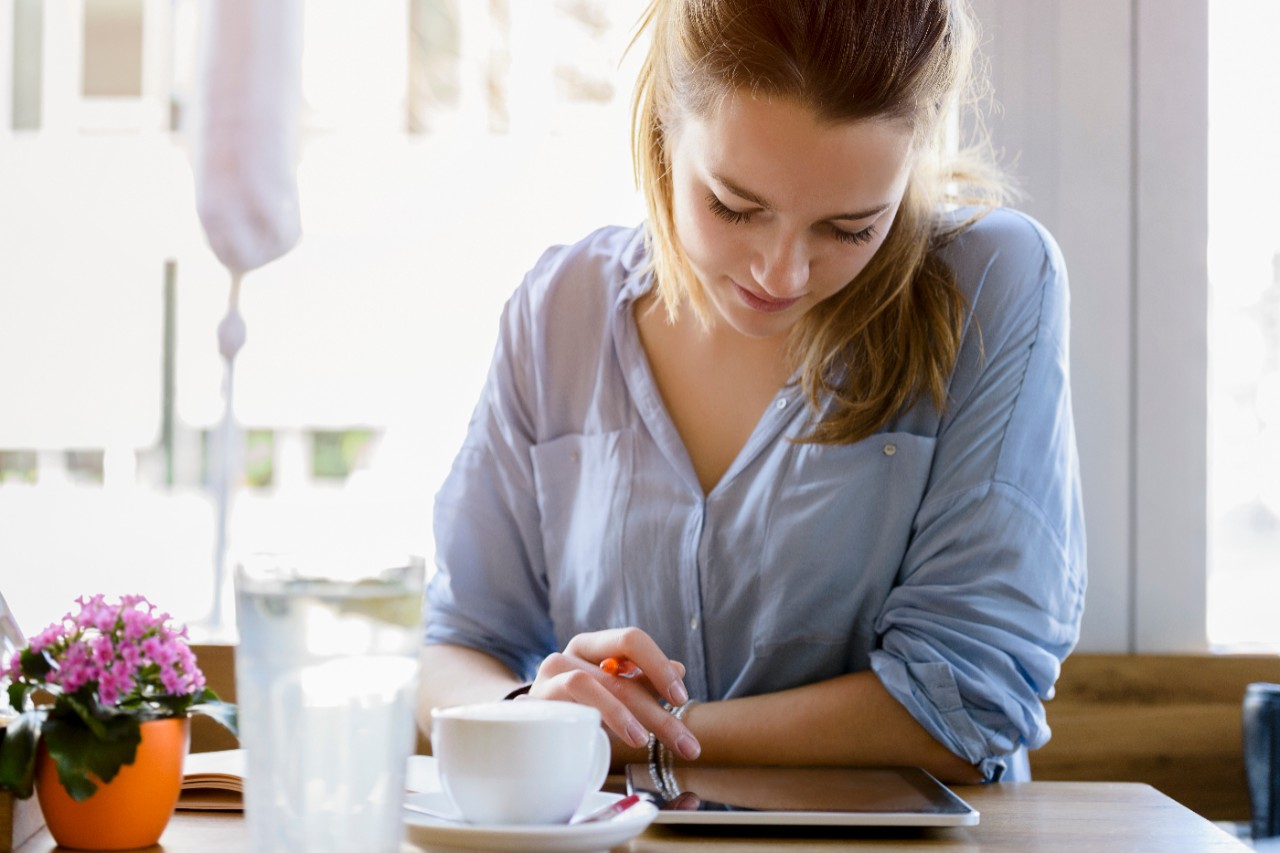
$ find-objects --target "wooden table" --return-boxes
[15,781,1250,851]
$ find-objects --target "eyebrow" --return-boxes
[712,172,889,222]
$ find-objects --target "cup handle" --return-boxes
[589,728,611,792]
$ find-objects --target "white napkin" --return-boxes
[192,0,304,274]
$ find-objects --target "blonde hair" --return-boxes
[630,0,1007,444]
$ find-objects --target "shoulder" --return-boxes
[938,207,1070,348]
[513,224,647,315]
[494,225,647,400]
[938,207,1066,296]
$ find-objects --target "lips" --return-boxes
[733,282,802,313]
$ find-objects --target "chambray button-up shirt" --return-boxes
[426,209,1087,781]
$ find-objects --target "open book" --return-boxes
[178,749,247,811]
[178,750,441,812]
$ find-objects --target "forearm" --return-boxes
[680,671,984,784]
[415,643,523,742]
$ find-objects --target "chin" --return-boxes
[718,307,798,341]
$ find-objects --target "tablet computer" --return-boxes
[625,764,979,827]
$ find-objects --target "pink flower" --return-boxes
[58,653,98,694]
[159,665,186,694]
[9,593,207,714]
[90,635,115,666]
[72,594,116,634]
[98,680,120,705]
[28,625,64,655]
[120,608,152,643]
[118,642,142,668]
[101,660,135,702]
[140,636,165,665]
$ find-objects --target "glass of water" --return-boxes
[234,553,425,853]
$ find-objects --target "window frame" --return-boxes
[971,0,1209,652]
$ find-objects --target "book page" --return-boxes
[176,751,441,812]
[178,749,246,811]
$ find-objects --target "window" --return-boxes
[82,0,144,98]
[0,0,649,638]
[1205,0,1280,649]
[11,1,1241,655]
[11,0,42,130]
[972,0,1209,652]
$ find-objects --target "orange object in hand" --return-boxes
[599,657,640,678]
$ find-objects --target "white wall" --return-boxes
[971,0,1209,652]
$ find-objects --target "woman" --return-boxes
[418,0,1085,784]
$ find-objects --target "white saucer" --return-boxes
[403,790,658,853]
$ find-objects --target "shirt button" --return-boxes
[883,444,897,457]
[776,398,787,410]
[690,616,699,631]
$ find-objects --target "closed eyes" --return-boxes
[705,193,877,246]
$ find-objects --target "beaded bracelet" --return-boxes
[647,700,698,801]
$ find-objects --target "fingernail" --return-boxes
[669,680,689,706]
[676,734,701,761]
[625,721,649,748]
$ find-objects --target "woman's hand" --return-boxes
[527,627,701,761]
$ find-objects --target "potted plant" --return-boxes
[0,594,236,850]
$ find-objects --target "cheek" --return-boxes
[816,234,891,298]
[672,190,733,270]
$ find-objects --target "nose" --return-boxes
[750,232,810,298]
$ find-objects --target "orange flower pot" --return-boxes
[35,717,190,851]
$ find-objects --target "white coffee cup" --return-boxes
[430,700,611,825]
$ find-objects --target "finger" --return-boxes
[564,628,690,707]
[669,792,703,811]
[598,657,642,678]
[536,652,699,759]
[641,698,701,761]
[585,659,700,762]
[531,654,652,749]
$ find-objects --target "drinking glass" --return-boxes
[234,553,425,853]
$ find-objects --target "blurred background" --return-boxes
[0,0,649,636]
[0,0,1275,652]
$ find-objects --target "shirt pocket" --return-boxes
[530,429,634,638]
[753,431,937,654]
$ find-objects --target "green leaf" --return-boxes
[17,648,52,681]
[60,692,113,741]
[7,680,30,711]
[145,693,193,719]
[42,709,140,801]
[0,710,43,799]
[188,697,238,738]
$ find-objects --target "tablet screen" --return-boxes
[624,764,979,826]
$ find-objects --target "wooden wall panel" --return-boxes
[1034,653,1280,820]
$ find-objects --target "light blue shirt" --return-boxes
[426,209,1086,782]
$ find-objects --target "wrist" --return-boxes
[648,699,699,800]
[502,682,532,701]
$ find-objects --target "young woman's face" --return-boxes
[667,92,914,341]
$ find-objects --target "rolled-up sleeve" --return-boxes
[870,211,1087,781]
[425,251,562,681]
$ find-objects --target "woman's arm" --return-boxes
[416,642,981,781]
[675,672,983,784]
[416,643,526,731]
[416,634,700,768]
[548,655,982,782]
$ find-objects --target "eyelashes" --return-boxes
[707,193,751,225]
[704,193,877,246]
